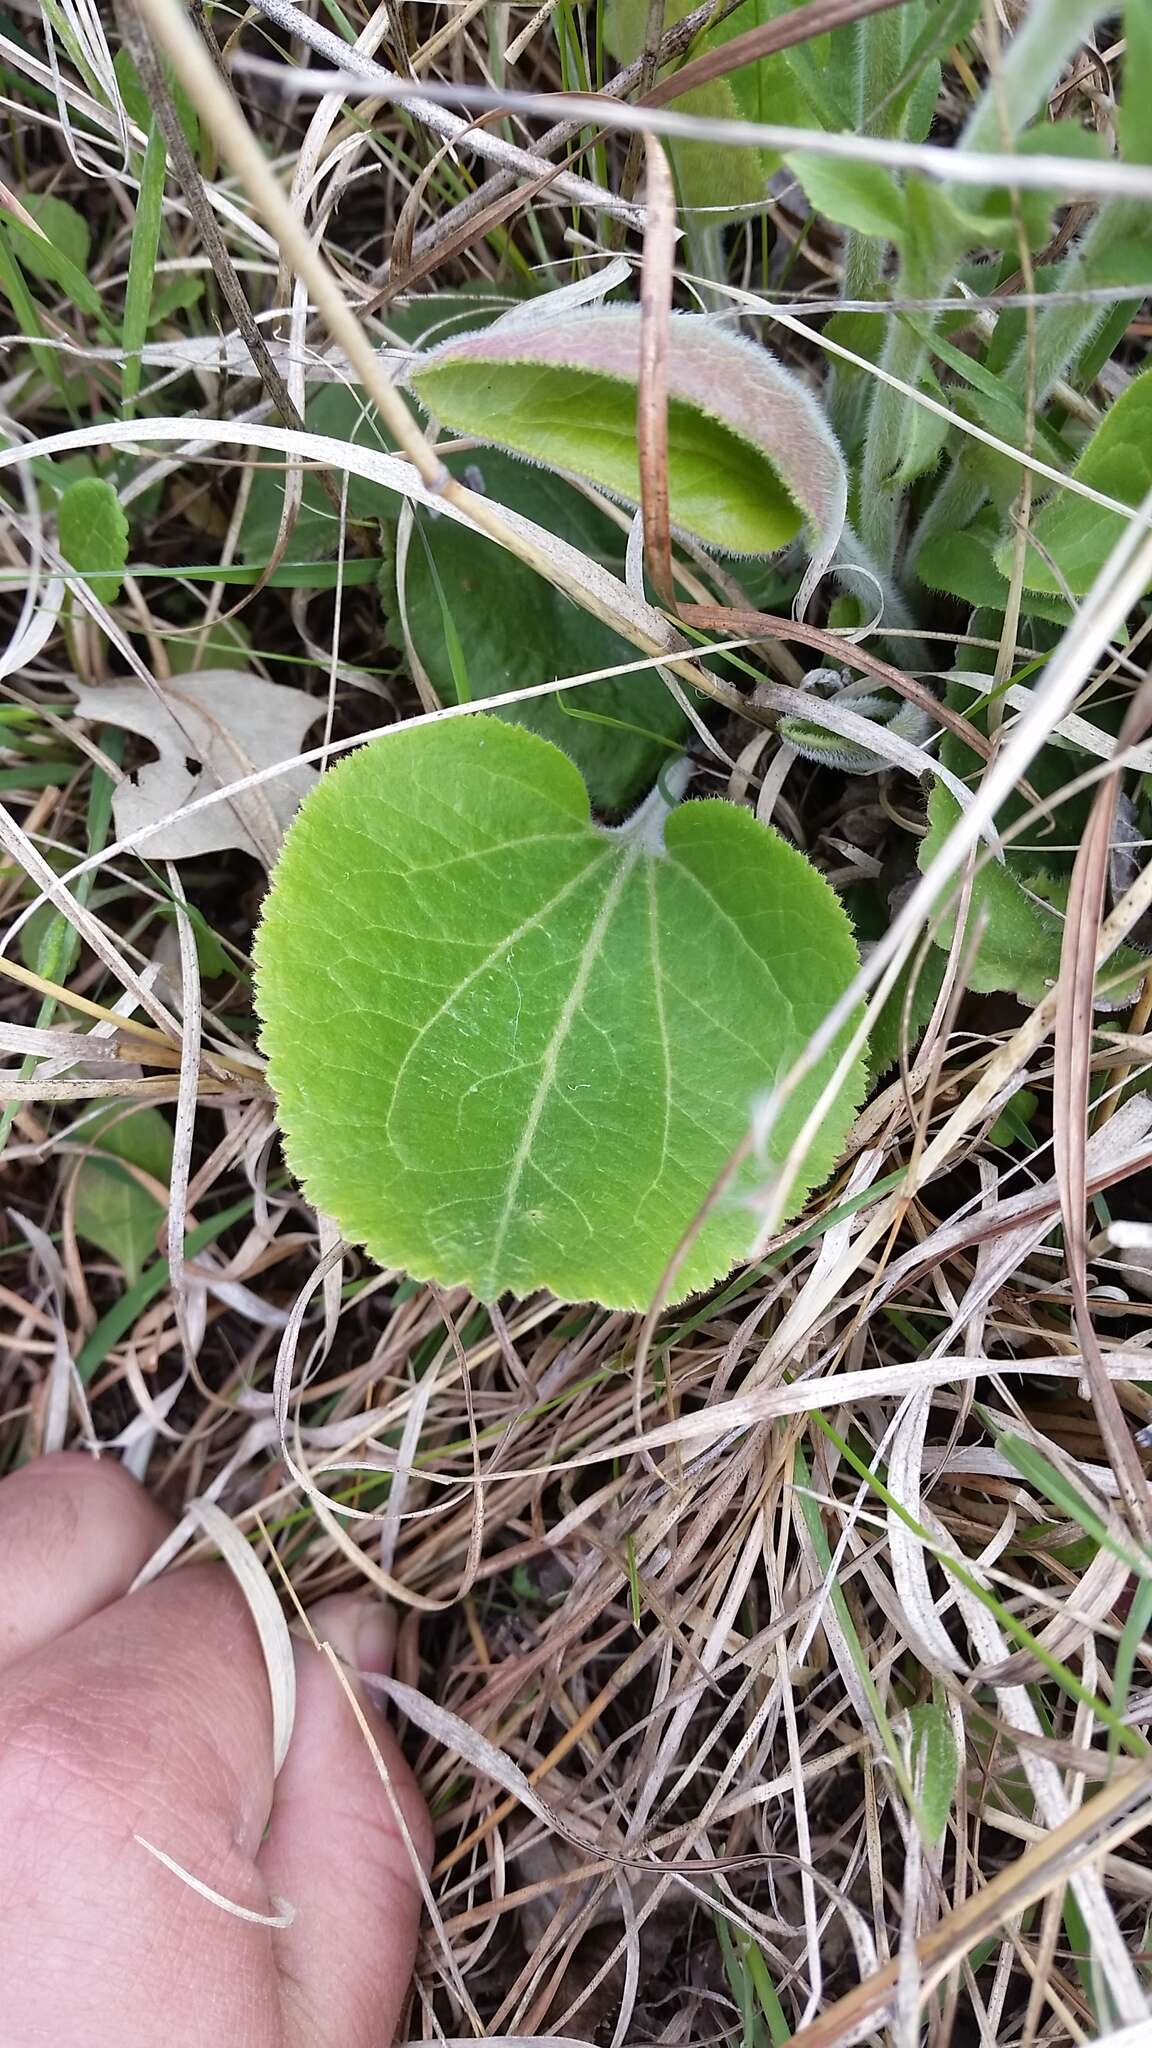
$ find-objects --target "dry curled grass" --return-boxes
[3,3,1152,2043]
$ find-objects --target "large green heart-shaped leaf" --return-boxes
[255,717,864,1308]
[409,310,847,561]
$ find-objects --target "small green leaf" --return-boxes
[921,781,1073,1004]
[886,366,953,485]
[995,363,1152,596]
[787,155,906,242]
[865,943,945,1081]
[3,212,108,327]
[409,310,847,560]
[918,656,1145,1005]
[165,617,252,673]
[988,1086,1038,1147]
[19,195,90,279]
[147,273,205,325]
[916,519,1069,624]
[73,1103,173,1285]
[888,0,978,137]
[603,0,796,214]
[255,716,865,1308]
[57,477,130,603]
[908,1703,957,1845]
[238,382,400,572]
[966,122,1109,248]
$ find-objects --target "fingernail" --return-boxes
[305,1593,395,1677]
[353,1599,395,1677]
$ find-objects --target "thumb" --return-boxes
[258,1595,432,2048]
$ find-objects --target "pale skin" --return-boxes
[0,1452,432,2047]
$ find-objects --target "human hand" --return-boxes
[0,1452,431,2047]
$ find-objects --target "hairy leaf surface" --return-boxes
[996,363,1152,595]
[409,309,847,560]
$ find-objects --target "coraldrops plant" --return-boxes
[253,310,877,1309]
[246,0,1152,1308]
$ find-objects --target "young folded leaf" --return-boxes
[255,716,865,1309]
[408,309,848,568]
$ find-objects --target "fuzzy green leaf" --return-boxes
[255,716,865,1308]
[73,1104,173,1285]
[603,0,808,216]
[866,944,945,1080]
[916,517,1070,624]
[410,309,847,560]
[57,477,130,603]
[963,122,1109,249]
[886,366,953,486]
[787,156,906,241]
[919,654,1144,1006]
[920,783,1068,1003]
[20,194,90,278]
[995,363,1152,596]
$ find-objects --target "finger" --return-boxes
[0,1450,170,1672]
[0,1564,283,2047]
[259,1596,432,2048]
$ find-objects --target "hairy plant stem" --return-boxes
[831,0,907,432]
[834,518,930,669]
[609,754,694,850]
[908,200,1145,575]
[684,221,728,307]
[1004,200,1148,402]
[906,451,987,575]
[858,0,1118,572]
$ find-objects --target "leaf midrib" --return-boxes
[483,837,644,1290]
[384,841,617,1156]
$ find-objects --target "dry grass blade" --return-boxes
[1054,670,1152,1547]
[110,0,330,545]
[132,1836,296,1928]
[637,136,676,614]
[241,0,644,228]
[788,1767,1152,2048]
[180,1499,296,1772]
[677,602,996,760]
